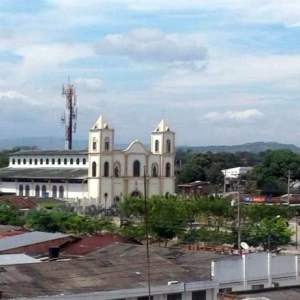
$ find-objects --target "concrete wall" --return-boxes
[212,253,300,292]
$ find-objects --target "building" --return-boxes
[0,116,176,208]
[177,181,217,196]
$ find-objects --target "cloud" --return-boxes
[204,109,263,123]
[95,28,207,64]
[73,78,106,93]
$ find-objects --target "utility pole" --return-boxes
[287,170,291,206]
[143,166,151,300]
[237,176,241,254]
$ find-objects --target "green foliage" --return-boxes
[0,203,20,225]
[25,209,116,234]
[177,163,206,183]
[119,223,145,242]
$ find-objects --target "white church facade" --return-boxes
[0,116,175,207]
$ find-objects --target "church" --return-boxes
[0,115,175,208]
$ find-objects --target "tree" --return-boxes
[177,163,206,183]
[0,203,20,225]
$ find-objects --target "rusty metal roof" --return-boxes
[0,196,37,209]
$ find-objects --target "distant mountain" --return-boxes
[178,142,300,153]
[0,137,131,151]
[0,138,299,154]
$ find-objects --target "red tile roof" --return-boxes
[60,233,140,257]
[0,197,37,209]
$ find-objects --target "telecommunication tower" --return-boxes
[61,80,77,150]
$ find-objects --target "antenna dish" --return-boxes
[241,242,249,250]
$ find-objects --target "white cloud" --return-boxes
[204,109,263,123]
[95,28,207,63]
[74,78,106,92]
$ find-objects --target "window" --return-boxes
[114,162,121,178]
[52,185,57,198]
[25,185,30,197]
[58,158,61,165]
[70,158,73,165]
[23,159,26,165]
[52,158,55,165]
[166,162,171,177]
[155,140,159,152]
[167,294,182,300]
[92,162,97,177]
[19,185,24,197]
[46,158,49,165]
[12,159,15,165]
[59,185,64,198]
[34,159,38,165]
[192,291,206,300]
[93,137,97,151]
[219,288,232,294]
[104,162,109,177]
[35,185,40,197]
[83,158,86,165]
[104,137,109,151]
[40,159,43,165]
[252,284,264,291]
[152,163,158,177]
[18,159,21,165]
[167,139,171,153]
[76,158,80,165]
[29,159,32,165]
[133,160,140,177]
[64,158,67,165]
[42,185,47,196]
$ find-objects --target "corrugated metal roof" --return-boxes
[9,150,87,156]
[0,231,70,252]
[0,168,88,180]
[0,254,39,265]
[0,197,37,209]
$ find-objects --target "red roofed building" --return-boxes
[60,233,140,258]
[0,196,37,209]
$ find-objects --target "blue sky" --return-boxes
[1,0,300,146]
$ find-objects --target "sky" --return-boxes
[1,0,300,146]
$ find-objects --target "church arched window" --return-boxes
[59,185,64,198]
[114,162,121,178]
[104,162,109,177]
[52,185,57,198]
[64,158,67,165]
[166,163,171,177]
[166,139,171,153]
[25,185,30,197]
[23,159,26,165]
[29,159,32,165]
[40,158,43,165]
[92,162,97,177]
[52,158,55,165]
[76,158,80,165]
[155,140,159,152]
[35,185,40,197]
[133,160,140,177]
[34,159,38,165]
[83,158,86,165]
[18,159,21,165]
[58,158,61,165]
[93,137,97,151]
[19,184,24,196]
[46,158,49,165]
[70,158,73,165]
[152,163,158,177]
[12,159,15,165]
[42,185,47,196]
[104,137,109,151]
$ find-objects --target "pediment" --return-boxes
[123,141,150,154]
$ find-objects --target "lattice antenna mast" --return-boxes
[61,80,77,150]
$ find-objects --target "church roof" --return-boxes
[93,115,111,130]
[154,119,172,133]
[9,150,87,156]
[0,168,88,180]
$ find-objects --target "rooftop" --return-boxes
[0,225,24,235]
[9,149,87,156]
[0,168,88,180]
[0,196,37,209]
[0,247,200,299]
[86,243,235,281]
[0,254,39,265]
[0,231,70,252]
